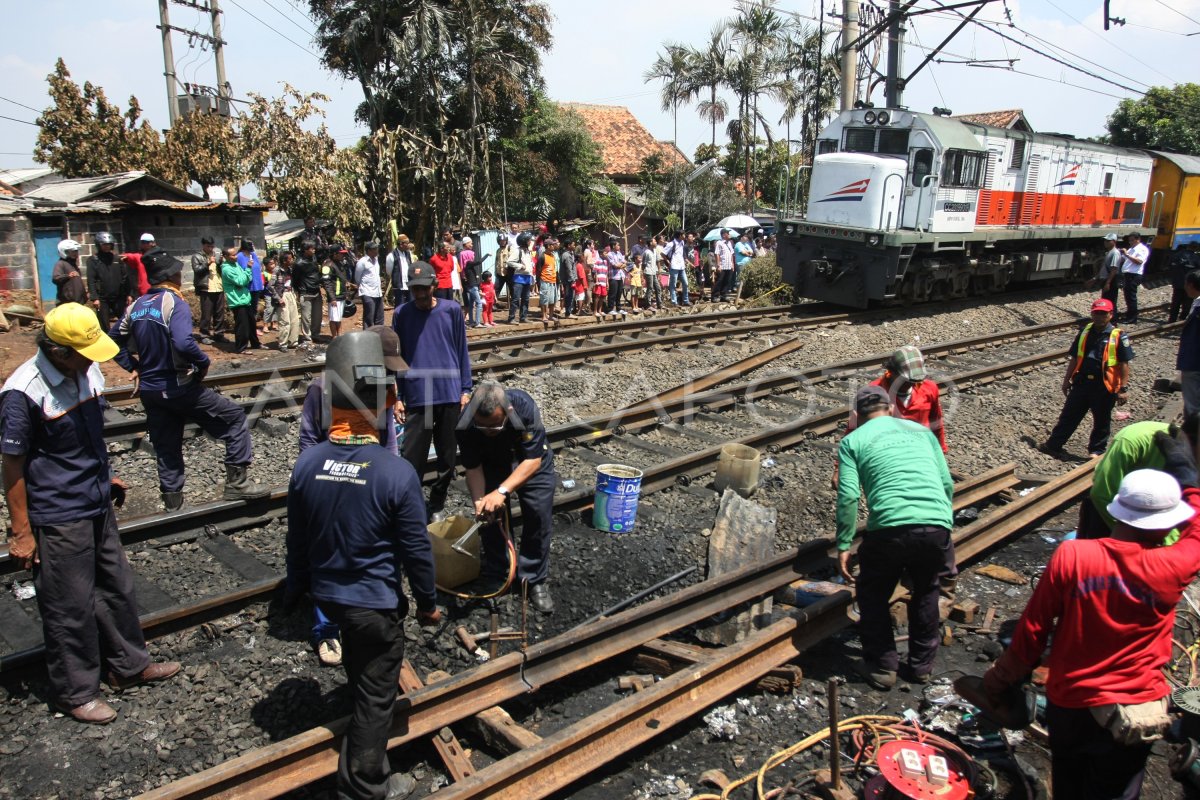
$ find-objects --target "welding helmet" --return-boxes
[324,331,391,412]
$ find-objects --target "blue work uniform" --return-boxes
[0,353,150,706]
[111,287,254,493]
[455,388,556,585]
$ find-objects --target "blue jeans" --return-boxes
[466,286,482,326]
[669,268,689,305]
[507,281,530,322]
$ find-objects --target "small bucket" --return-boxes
[593,464,644,533]
[714,443,761,497]
[427,515,481,588]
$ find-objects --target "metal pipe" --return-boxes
[828,679,841,789]
[575,567,699,628]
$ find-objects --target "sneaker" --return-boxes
[278,344,289,352]
[854,658,897,690]
[200,336,214,345]
[317,639,343,666]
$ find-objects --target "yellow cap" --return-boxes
[44,303,119,362]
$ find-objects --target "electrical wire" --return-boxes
[0,95,42,115]
[907,23,947,107]
[1041,0,1171,84]
[959,63,1131,100]
[1152,0,1200,28]
[0,114,38,127]
[258,0,318,39]
[225,0,322,58]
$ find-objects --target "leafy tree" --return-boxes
[34,59,163,178]
[159,110,244,199]
[1106,84,1200,154]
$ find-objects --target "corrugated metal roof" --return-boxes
[131,199,273,211]
[0,167,56,186]
[1151,151,1200,177]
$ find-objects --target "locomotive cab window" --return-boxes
[941,150,985,189]
[818,139,837,155]
[878,129,909,155]
[911,148,934,186]
[844,128,876,153]
[1102,172,1114,194]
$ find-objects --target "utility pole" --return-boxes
[840,0,859,111]
[210,0,230,108]
[884,0,906,108]
[158,0,179,125]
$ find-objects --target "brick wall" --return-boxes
[0,214,38,309]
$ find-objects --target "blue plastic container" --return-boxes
[593,464,644,533]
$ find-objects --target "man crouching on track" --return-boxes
[285,331,441,800]
[1,304,179,724]
[968,428,1200,799]
[837,385,954,690]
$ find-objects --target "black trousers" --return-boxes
[856,525,952,675]
[1122,273,1142,320]
[401,403,460,512]
[34,506,150,707]
[1046,378,1119,455]
[480,472,555,585]
[1170,277,1189,322]
[360,296,384,328]
[716,269,734,300]
[142,383,254,492]
[96,296,126,331]
[232,304,258,351]
[198,291,226,336]
[1047,702,1151,800]
[1101,280,1120,308]
[607,279,624,312]
[323,603,407,800]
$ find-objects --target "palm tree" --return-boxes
[644,43,692,146]
[729,0,787,211]
[686,23,732,150]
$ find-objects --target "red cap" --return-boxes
[1091,298,1114,313]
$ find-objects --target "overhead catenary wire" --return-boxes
[224,0,322,59]
[1152,0,1200,28]
[1040,0,1172,85]
[257,0,318,39]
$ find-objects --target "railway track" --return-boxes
[129,459,1096,800]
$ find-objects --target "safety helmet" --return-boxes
[516,232,533,249]
[94,232,114,246]
[497,233,509,244]
[57,239,81,258]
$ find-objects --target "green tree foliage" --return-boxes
[308,0,555,243]
[34,59,163,178]
[1106,84,1200,154]
[159,109,243,199]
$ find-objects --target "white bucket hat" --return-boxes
[1106,469,1195,530]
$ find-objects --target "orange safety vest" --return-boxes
[1069,323,1123,393]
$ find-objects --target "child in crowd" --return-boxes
[573,252,589,314]
[480,271,497,327]
[629,255,644,312]
[592,253,609,317]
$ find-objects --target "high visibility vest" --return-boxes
[1069,323,1123,393]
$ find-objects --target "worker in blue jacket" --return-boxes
[286,331,440,800]
[110,248,269,511]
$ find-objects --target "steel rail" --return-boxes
[133,460,1091,800]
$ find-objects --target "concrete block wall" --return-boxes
[0,214,39,308]
[123,210,267,261]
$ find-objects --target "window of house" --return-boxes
[878,129,909,155]
[1009,138,1026,169]
[911,149,934,187]
[844,128,875,153]
[941,150,985,188]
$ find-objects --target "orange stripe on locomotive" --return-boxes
[975,189,1143,227]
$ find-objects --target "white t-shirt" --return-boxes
[354,256,383,297]
[1120,242,1150,276]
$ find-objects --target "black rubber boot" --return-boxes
[161,491,184,512]
[222,464,270,501]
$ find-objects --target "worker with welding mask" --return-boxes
[285,331,440,800]
[456,380,556,614]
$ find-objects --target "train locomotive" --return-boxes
[777,108,1200,307]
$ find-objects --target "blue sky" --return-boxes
[1,0,1197,175]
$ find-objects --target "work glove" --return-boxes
[1155,430,1199,489]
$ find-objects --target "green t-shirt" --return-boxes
[836,415,954,550]
[1091,421,1179,544]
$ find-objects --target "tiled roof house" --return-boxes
[952,109,1033,132]
[559,103,690,183]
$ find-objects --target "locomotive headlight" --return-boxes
[877,111,890,125]
[867,234,881,246]
[864,110,877,124]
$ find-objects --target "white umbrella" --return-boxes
[716,214,760,230]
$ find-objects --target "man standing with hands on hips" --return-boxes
[1118,232,1150,324]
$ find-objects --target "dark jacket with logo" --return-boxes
[86,253,130,299]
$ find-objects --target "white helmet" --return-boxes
[57,239,81,258]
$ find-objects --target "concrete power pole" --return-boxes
[158,0,179,125]
[839,0,859,111]
[209,0,230,109]
[884,0,906,108]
